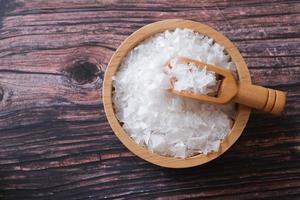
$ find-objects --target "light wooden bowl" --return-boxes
[103,19,251,168]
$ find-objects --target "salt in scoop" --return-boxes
[166,57,286,115]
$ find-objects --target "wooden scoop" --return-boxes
[167,57,287,115]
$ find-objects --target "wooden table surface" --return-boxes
[0,0,299,199]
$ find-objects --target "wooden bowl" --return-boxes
[103,19,251,168]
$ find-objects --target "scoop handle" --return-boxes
[233,84,287,115]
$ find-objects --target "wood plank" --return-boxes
[0,0,299,199]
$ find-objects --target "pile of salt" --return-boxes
[165,58,219,95]
[113,28,236,158]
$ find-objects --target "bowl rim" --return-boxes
[102,19,251,168]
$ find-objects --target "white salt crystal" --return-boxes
[171,142,187,158]
[167,58,219,95]
[113,28,236,158]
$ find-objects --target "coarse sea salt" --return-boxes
[113,28,236,158]
[166,58,219,96]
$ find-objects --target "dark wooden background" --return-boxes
[0,0,299,199]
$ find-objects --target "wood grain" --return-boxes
[0,0,299,199]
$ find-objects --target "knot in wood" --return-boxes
[67,61,101,84]
[0,87,3,101]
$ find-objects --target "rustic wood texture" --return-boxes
[0,0,299,199]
